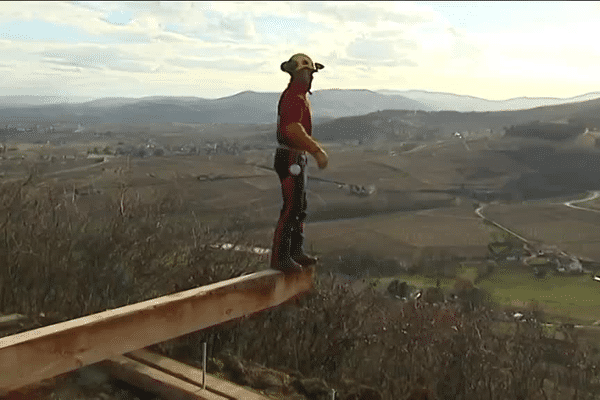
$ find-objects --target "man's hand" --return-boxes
[312,148,328,169]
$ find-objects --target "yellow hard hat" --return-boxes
[281,53,324,74]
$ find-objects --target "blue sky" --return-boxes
[0,1,598,101]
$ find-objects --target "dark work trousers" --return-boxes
[271,147,308,269]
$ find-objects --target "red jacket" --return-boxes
[277,84,321,154]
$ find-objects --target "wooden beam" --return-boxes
[0,314,26,330]
[0,314,28,336]
[105,354,225,400]
[0,268,314,393]
[122,349,270,400]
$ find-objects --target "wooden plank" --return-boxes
[125,349,270,400]
[0,268,314,392]
[0,314,29,337]
[0,314,27,330]
[102,355,226,400]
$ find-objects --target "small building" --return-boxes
[349,184,376,197]
[574,130,600,148]
[556,256,583,274]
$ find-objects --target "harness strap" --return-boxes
[277,144,306,153]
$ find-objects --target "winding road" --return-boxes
[216,192,600,259]
[474,203,531,244]
[474,190,600,245]
[562,190,600,213]
[43,157,109,177]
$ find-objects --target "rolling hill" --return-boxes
[1,90,600,145]
[0,90,428,126]
[376,89,600,112]
[313,97,600,143]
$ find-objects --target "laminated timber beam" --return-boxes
[104,354,227,400]
[100,349,270,400]
[0,268,314,393]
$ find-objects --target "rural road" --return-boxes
[1,157,108,185]
[474,203,531,243]
[475,190,600,244]
[402,143,428,154]
[402,139,453,154]
[416,208,479,220]
[43,157,110,177]
[562,190,600,213]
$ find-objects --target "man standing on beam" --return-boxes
[271,53,329,273]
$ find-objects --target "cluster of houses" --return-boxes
[0,124,56,136]
[384,277,483,314]
[487,241,591,276]
[113,140,243,158]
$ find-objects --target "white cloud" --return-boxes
[0,1,598,99]
[1,1,440,78]
[474,20,600,88]
[168,56,267,72]
[346,38,418,67]
[290,1,436,27]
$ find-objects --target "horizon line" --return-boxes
[1,89,600,104]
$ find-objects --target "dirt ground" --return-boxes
[4,133,600,399]
[484,202,600,261]
[4,135,600,261]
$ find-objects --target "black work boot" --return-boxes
[273,257,304,274]
[292,253,318,267]
[271,209,303,273]
[271,231,303,274]
[290,221,317,267]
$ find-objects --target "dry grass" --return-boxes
[2,177,600,400]
[160,276,600,399]
[484,203,600,261]
[0,177,262,328]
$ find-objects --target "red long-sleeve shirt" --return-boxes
[276,85,322,154]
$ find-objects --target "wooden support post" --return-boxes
[0,269,313,393]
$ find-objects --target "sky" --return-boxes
[1,1,599,101]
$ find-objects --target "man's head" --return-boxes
[281,53,324,94]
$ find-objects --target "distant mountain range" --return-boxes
[0,95,96,108]
[0,90,424,126]
[376,90,600,112]
[1,89,599,127]
[313,96,600,143]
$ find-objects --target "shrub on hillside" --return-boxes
[0,179,259,328]
[3,179,600,399]
[161,275,600,400]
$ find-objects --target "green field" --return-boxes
[479,267,600,325]
[371,264,600,326]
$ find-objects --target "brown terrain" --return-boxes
[2,113,600,399]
